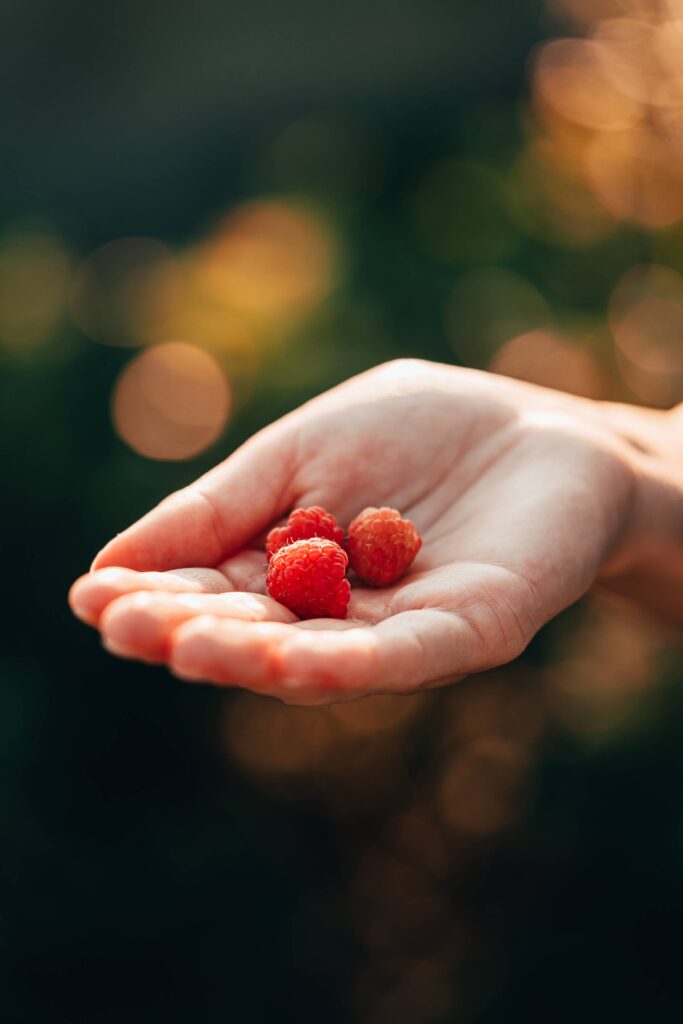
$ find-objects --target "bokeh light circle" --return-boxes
[609,263,683,404]
[489,329,603,397]
[533,38,640,131]
[530,2,683,231]
[112,341,231,460]
[438,737,529,836]
[584,128,683,228]
[194,200,336,321]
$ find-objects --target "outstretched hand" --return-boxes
[69,359,644,704]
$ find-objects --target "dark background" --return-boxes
[1,1,682,1021]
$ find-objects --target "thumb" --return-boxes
[92,427,298,572]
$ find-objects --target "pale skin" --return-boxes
[69,360,683,705]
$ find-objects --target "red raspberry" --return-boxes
[266,505,345,561]
[266,538,350,619]
[347,507,421,587]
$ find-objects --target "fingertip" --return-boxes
[68,574,98,626]
[168,615,226,684]
[100,591,174,664]
[68,567,140,626]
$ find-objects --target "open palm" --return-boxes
[69,359,635,704]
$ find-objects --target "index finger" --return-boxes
[92,425,299,572]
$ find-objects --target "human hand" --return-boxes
[69,359,680,704]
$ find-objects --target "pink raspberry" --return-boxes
[266,506,345,561]
[266,538,350,619]
[347,507,422,587]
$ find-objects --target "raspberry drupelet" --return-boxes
[266,537,351,619]
[347,507,421,586]
[266,506,345,561]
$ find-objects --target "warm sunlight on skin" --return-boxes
[69,360,683,705]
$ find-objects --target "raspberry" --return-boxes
[266,538,350,619]
[347,507,422,587]
[266,505,345,560]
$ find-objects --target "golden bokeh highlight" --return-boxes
[549,598,667,738]
[594,17,682,108]
[437,737,530,836]
[0,230,72,351]
[329,692,423,736]
[224,691,424,809]
[114,198,338,391]
[226,697,340,778]
[488,328,604,398]
[609,263,683,404]
[529,0,683,229]
[533,38,640,131]
[68,199,339,444]
[132,257,255,353]
[194,199,336,323]
[442,668,547,748]
[112,341,231,460]
[584,126,683,228]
